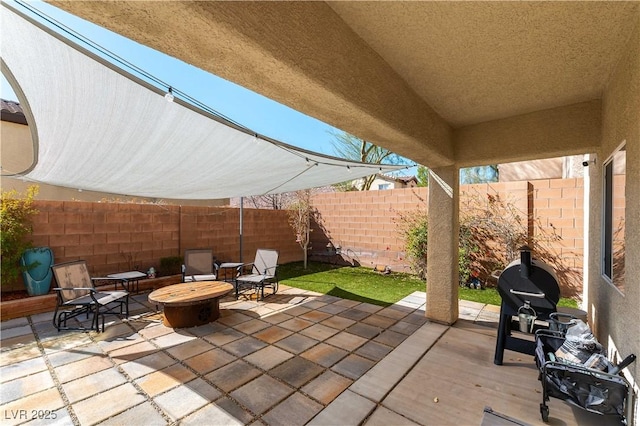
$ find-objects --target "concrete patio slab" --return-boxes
[0,287,607,425]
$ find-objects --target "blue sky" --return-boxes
[1,0,342,156]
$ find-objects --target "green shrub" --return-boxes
[1,186,39,287]
[397,209,428,279]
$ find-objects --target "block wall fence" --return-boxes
[6,178,585,297]
[310,178,585,298]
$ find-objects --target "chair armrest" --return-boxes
[53,287,95,292]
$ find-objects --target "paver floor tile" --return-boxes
[282,305,311,317]
[151,331,196,349]
[338,308,371,321]
[260,312,293,325]
[217,312,253,327]
[374,329,408,347]
[244,345,294,370]
[252,326,293,344]
[377,307,410,320]
[108,340,157,364]
[355,341,393,362]
[230,375,294,416]
[204,359,262,392]
[153,378,221,421]
[166,338,214,360]
[320,316,355,330]
[135,363,197,396]
[365,406,420,425]
[389,320,422,335]
[96,332,146,353]
[298,310,332,323]
[279,317,314,332]
[137,323,174,340]
[0,337,39,362]
[402,312,430,325]
[0,355,47,383]
[317,304,350,315]
[0,325,32,340]
[119,351,176,380]
[101,401,167,425]
[54,354,113,383]
[346,323,382,339]
[44,342,100,367]
[91,322,137,341]
[74,383,145,425]
[222,336,268,357]
[40,332,94,356]
[332,354,376,380]
[181,399,248,426]
[302,370,353,405]
[301,343,349,368]
[325,332,368,352]
[269,356,324,388]
[0,388,65,426]
[183,347,236,375]
[62,368,128,403]
[0,317,29,329]
[234,319,271,335]
[299,300,328,310]
[1,370,55,404]
[299,323,340,341]
[361,314,397,329]
[355,303,385,314]
[274,334,318,354]
[202,328,244,346]
[262,392,323,426]
[334,299,360,308]
[307,389,376,426]
[185,321,227,337]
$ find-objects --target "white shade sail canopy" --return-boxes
[1,4,405,200]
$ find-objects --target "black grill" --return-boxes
[494,246,560,365]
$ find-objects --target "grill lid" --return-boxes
[497,246,560,314]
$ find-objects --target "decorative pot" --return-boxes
[20,247,54,296]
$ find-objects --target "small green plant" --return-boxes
[1,185,40,287]
[159,256,183,276]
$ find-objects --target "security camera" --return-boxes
[582,159,596,167]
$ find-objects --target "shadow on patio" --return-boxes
[0,286,621,425]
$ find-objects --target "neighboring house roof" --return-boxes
[0,99,27,125]
[375,174,418,185]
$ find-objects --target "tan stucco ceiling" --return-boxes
[45,1,638,168]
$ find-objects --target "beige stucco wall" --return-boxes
[591,10,639,415]
[454,100,601,167]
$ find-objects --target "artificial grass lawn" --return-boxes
[279,261,578,308]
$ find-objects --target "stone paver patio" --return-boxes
[0,286,616,425]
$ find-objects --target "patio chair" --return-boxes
[51,260,129,332]
[182,249,218,282]
[235,249,279,300]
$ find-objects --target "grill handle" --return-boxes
[509,289,545,299]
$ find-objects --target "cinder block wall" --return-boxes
[311,178,585,297]
[11,178,585,298]
[20,202,300,290]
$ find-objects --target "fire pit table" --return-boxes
[148,281,233,328]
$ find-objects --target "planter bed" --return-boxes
[1,275,182,321]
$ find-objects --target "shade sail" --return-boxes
[1,4,405,200]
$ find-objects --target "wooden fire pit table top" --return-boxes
[148,281,234,307]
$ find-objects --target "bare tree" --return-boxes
[286,190,315,269]
[330,131,408,190]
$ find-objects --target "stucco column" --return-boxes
[426,166,459,324]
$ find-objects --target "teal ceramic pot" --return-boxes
[21,247,54,296]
